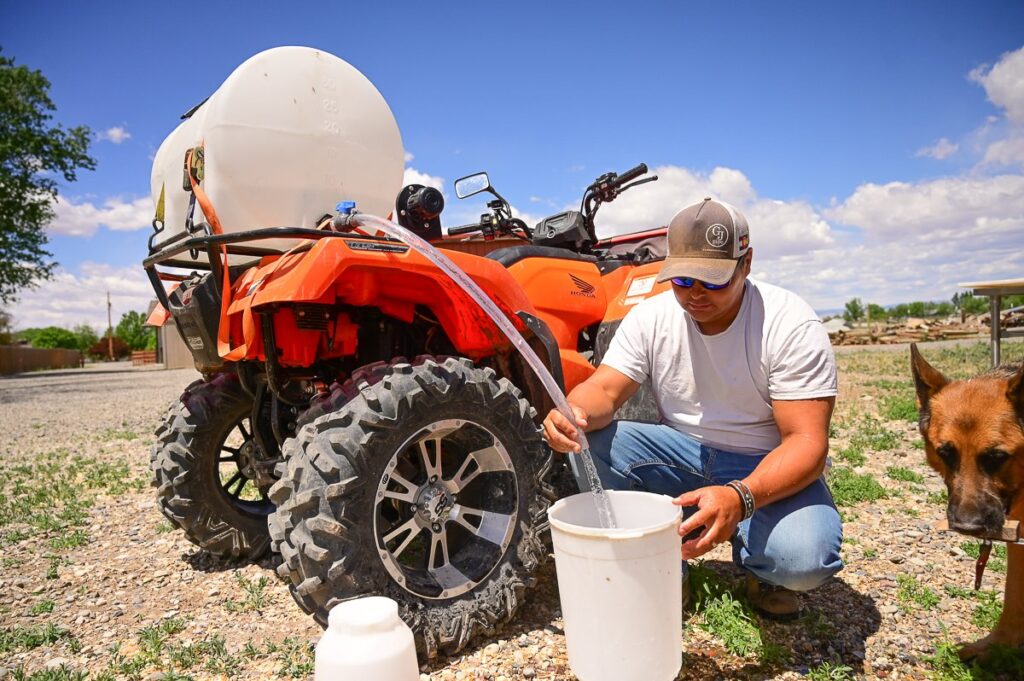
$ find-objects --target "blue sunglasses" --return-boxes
[670,256,746,291]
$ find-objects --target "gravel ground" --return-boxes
[1,345,1021,679]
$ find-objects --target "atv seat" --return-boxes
[484,245,598,268]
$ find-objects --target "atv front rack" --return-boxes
[143,226,398,310]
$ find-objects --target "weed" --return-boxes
[943,584,973,599]
[10,666,89,681]
[806,662,855,680]
[827,467,887,506]
[960,541,1007,573]
[275,637,315,678]
[29,600,55,616]
[835,446,866,467]
[927,489,948,505]
[896,574,939,611]
[800,610,837,639]
[972,590,1003,630]
[49,529,88,549]
[0,623,75,653]
[225,573,271,612]
[912,438,925,449]
[155,521,175,534]
[699,590,762,657]
[862,547,878,558]
[925,640,972,681]
[886,466,924,483]
[880,392,918,422]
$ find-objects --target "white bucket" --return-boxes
[314,596,418,681]
[547,491,683,681]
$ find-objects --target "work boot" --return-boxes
[745,575,800,621]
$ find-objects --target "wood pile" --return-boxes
[828,311,1023,346]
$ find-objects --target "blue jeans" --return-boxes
[571,421,843,592]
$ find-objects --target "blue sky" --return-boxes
[3,1,1024,329]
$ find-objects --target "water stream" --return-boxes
[350,213,617,529]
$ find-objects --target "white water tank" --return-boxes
[149,46,404,258]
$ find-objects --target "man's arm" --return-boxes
[675,396,834,559]
[542,365,641,453]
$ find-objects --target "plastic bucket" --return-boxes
[547,490,682,681]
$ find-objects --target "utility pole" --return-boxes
[107,291,114,361]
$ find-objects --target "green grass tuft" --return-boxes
[896,574,939,611]
[827,467,887,506]
[886,466,924,483]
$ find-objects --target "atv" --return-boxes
[144,162,669,656]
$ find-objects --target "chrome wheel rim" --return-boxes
[373,418,518,599]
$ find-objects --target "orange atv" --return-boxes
[144,162,670,656]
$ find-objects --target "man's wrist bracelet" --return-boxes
[725,480,755,521]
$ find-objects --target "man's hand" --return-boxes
[542,405,589,453]
[673,486,744,560]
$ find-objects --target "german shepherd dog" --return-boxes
[910,344,1024,659]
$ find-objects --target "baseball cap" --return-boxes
[655,197,751,285]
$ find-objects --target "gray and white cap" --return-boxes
[655,197,751,285]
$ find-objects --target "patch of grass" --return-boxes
[835,445,866,467]
[943,583,973,599]
[155,521,175,534]
[826,467,887,507]
[800,610,837,639]
[274,637,315,678]
[807,662,855,680]
[880,391,919,422]
[99,426,138,441]
[886,466,924,483]
[225,573,271,612]
[927,489,948,505]
[29,600,55,616]
[698,590,763,657]
[926,639,972,681]
[138,616,188,658]
[862,547,878,558]
[912,438,925,449]
[971,590,1003,630]
[960,541,1007,574]
[0,623,75,653]
[49,528,88,549]
[896,574,939,612]
[10,667,89,681]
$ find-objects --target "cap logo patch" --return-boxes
[705,224,729,248]
[739,234,749,250]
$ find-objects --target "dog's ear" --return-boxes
[1006,364,1024,421]
[910,343,948,430]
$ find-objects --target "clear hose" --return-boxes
[348,213,616,528]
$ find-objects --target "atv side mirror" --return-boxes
[454,172,491,199]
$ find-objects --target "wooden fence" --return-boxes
[131,350,158,365]
[0,346,83,376]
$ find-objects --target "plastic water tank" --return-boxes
[315,596,419,681]
[149,46,404,257]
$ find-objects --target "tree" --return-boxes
[88,336,129,360]
[952,292,988,315]
[115,310,154,351]
[867,303,887,321]
[30,325,78,349]
[0,50,95,304]
[842,298,864,323]
[71,323,98,352]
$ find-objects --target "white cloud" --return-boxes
[825,174,1024,237]
[97,126,132,144]
[915,137,958,160]
[9,263,156,331]
[970,46,1024,125]
[981,133,1024,167]
[594,164,834,259]
[404,151,415,163]
[402,167,444,193]
[49,195,153,237]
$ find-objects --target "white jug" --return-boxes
[315,596,419,681]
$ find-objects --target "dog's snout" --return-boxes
[947,498,1006,537]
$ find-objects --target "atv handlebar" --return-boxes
[448,223,484,236]
[612,163,647,188]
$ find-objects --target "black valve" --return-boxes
[396,184,445,239]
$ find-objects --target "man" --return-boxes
[543,197,842,619]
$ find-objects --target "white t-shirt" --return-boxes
[601,278,837,454]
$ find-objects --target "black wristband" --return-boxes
[725,480,755,521]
